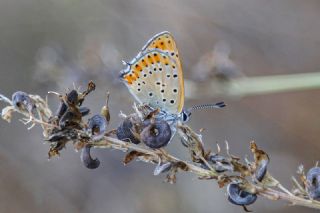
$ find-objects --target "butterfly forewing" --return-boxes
[121,32,184,114]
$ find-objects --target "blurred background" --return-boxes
[1,0,320,212]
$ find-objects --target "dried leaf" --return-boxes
[166,172,177,184]
[175,161,189,172]
[177,123,205,162]
[145,108,160,120]
[296,164,308,188]
[154,162,172,176]
[231,159,251,177]
[48,147,60,158]
[217,175,243,188]
[163,161,189,183]
[1,106,15,122]
[250,141,269,162]
[48,140,68,158]
[260,172,280,187]
[73,140,86,151]
[123,150,146,165]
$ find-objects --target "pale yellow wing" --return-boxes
[141,31,184,113]
[121,48,182,114]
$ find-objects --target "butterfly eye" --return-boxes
[140,120,172,149]
[306,167,320,199]
[227,183,257,207]
[116,118,140,144]
[81,145,100,169]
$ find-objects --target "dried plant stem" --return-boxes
[291,176,306,193]
[259,188,320,210]
[2,86,320,211]
[92,136,211,176]
[277,183,294,196]
[92,136,320,210]
[185,72,320,99]
[0,93,12,105]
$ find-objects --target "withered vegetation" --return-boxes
[1,81,320,211]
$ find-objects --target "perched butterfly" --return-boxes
[120,31,225,125]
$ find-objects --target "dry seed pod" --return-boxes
[201,154,234,173]
[58,90,84,128]
[306,167,320,199]
[47,128,78,142]
[250,141,269,182]
[255,158,269,182]
[140,120,171,149]
[101,105,110,123]
[79,107,90,117]
[81,145,100,169]
[87,114,107,141]
[12,91,36,113]
[59,110,82,128]
[47,132,67,142]
[227,183,257,208]
[55,102,68,119]
[116,118,140,144]
[100,92,110,123]
[66,90,79,106]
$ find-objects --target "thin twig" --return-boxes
[90,135,320,210]
[0,93,13,105]
[92,136,217,177]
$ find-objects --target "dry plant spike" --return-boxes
[1,82,320,211]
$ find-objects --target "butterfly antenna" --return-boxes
[188,102,226,112]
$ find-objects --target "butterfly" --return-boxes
[120,31,225,124]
